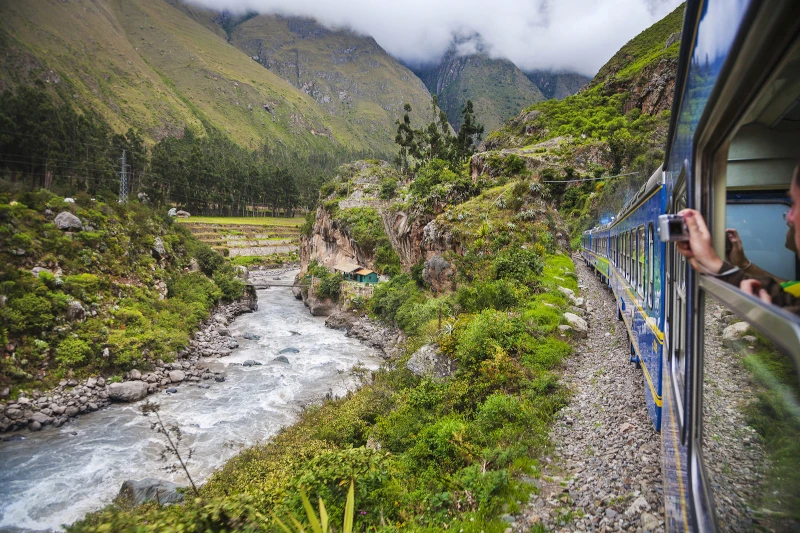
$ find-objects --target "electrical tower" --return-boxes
[119,150,128,203]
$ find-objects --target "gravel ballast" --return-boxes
[514,255,665,532]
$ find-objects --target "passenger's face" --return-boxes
[789,181,800,257]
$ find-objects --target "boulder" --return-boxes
[54,211,83,231]
[118,478,185,506]
[242,360,262,367]
[128,369,142,380]
[272,356,290,364]
[292,286,303,300]
[168,370,186,383]
[722,321,751,348]
[152,237,166,258]
[406,344,456,380]
[66,300,85,321]
[422,255,456,293]
[242,332,261,341]
[107,381,149,402]
[167,208,177,217]
[563,313,588,338]
[307,297,336,317]
[176,210,190,218]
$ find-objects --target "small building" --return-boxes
[333,262,378,284]
[352,268,378,284]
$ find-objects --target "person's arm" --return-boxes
[725,228,787,284]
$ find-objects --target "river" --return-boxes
[0,284,383,532]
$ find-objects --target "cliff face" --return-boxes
[300,161,466,291]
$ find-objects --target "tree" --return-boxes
[454,100,484,165]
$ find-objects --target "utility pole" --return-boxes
[119,150,127,203]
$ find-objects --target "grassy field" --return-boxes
[176,216,305,226]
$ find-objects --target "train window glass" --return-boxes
[637,225,645,296]
[726,203,795,281]
[627,231,632,280]
[701,297,800,530]
[648,223,655,308]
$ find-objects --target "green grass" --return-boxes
[176,216,305,226]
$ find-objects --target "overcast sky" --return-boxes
[188,0,683,76]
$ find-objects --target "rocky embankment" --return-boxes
[0,294,258,436]
[325,312,404,359]
[512,255,665,532]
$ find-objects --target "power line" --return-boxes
[540,171,640,183]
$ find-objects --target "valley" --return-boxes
[0,1,687,531]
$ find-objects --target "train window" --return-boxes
[637,225,645,296]
[627,231,632,281]
[647,223,655,308]
[701,299,800,530]
[694,29,800,531]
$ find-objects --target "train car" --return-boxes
[581,0,800,531]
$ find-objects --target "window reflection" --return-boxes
[702,296,800,531]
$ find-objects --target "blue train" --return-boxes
[580,1,800,531]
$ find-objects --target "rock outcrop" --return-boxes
[406,344,456,379]
[107,381,149,402]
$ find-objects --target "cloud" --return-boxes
[187,0,683,76]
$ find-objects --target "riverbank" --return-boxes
[0,284,259,436]
[1,277,384,532]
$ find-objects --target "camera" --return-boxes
[658,214,689,242]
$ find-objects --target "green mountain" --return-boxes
[479,4,684,243]
[0,0,432,156]
[411,51,547,133]
[523,70,591,100]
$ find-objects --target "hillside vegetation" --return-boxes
[0,190,243,393]
[481,3,685,240]
[0,0,431,157]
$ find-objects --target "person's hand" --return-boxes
[675,209,724,274]
[725,228,749,267]
[740,278,772,304]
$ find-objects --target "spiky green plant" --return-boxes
[272,479,355,533]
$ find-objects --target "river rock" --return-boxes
[54,211,83,231]
[292,286,303,300]
[30,412,54,425]
[107,381,149,402]
[214,375,225,382]
[307,296,336,316]
[226,339,239,349]
[242,332,261,340]
[165,388,178,394]
[65,406,79,416]
[119,478,185,506]
[406,344,456,380]
[128,369,142,380]
[28,421,42,431]
[242,360,262,367]
[278,347,299,354]
[272,356,290,364]
[168,370,186,383]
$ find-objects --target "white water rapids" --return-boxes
[0,284,383,532]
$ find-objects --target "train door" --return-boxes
[689,7,800,530]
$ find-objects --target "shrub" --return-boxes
[194,245,225,276]
[213,270,245,301]
[56,337,92,366]
[6,293,54,334]
[63,273,103,301]
[492,248,544,283]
